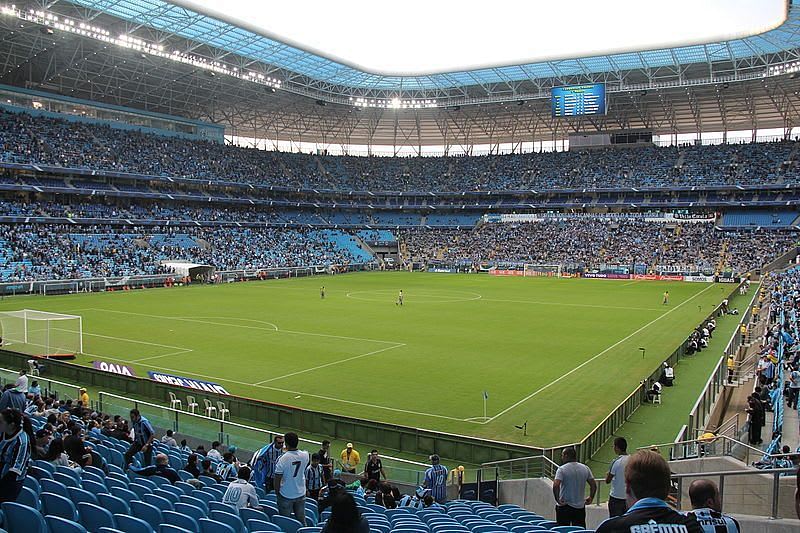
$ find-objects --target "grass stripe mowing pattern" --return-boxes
[0,272,735,446]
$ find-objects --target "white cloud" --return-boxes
[179,0,787,76]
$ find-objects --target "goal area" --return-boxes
[0,310,83,359]
[523,264,562,277]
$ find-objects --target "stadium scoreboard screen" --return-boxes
[551,84,606,117]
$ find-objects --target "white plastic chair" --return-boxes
[203,399,217,417]
[217,401,230,421]
[186,396,198,414]
[168,392,182,410]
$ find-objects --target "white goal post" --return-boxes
[0,310,83,357]
[523,264,562,277]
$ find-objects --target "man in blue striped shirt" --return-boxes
[250,434,284,494]
[124,409,155,467]
[0,408,31,502]
[423,454,448,503]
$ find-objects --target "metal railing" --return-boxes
[0,366,81,401]
[97,391,430,485]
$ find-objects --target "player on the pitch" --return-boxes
[662,290,669,305]
[396,290,404,306]
[320,286,325,299]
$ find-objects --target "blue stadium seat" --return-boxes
[82,479,109,497]
[179,495,209,513]
[198,519,235,533]
[56,466,82,484]
[160,526,192,533]
[273,515,304,533]
[23,475,41,495]
[45,516,88,533]
[29,465,53,481]
[110,486,138,503]
[42,491,80,521]
[97,493,130,515]
[78,502,116,532]
[143,493,174,512]
[210,510,245,533]
[246,520,280,533]
[174,481,195,496]
[239,507,270,525]
[174,502,206,523]
[209,501,234,514]
[1,502,48,533]
[113,514,154,533]
[17,486,39,509]
[131,500,163,530]
[162,510,200,533]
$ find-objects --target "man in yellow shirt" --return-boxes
[79,387,90,409]
[727,354,736,383]
[340,443,360,474]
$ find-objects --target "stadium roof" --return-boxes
[1,0,800,147]
[64,0,798,92]
[178,0,786,77]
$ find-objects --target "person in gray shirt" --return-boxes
[553,447,597,528]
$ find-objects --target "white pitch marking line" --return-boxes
[82,308,402,345]
[83,353,474,423]
[478,298,662,311]
[620,280,643,287]
[130,349,194,363]
[254,343,406,385]
[482,283,718,423]
[82,332,191,351]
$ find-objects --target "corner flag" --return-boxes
[483,391,489,400]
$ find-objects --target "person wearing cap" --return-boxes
[340,443,360,474]
[32,428,52,460]
[79,388,89,409]
[424,454,448,504]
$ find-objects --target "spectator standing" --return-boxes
[364,449,386,482]
[79,388,89,409]
[340,443,360,474]
[686,479,741,533]
[423,454,448,504]
[727,355,736,383]
[0,408,33,502]
[222,465,261,510]
[161,430,178,447]
[596,451,701,533]
[306,453,325,500]
[274,432,310,525]
[14,370,27,394]
[553,447,596,527]
[788,364,800,410]
[321,492,370,533]
[605,437,630,517]
[124,409,155,466]
[319,440,333,481]
[251,434,284,494]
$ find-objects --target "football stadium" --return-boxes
[0,0,797,531]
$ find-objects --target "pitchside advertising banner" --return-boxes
[93,360,136,377]
[148,371,230,396]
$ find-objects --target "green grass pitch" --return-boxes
[0,272,736,446]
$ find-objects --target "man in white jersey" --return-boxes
[686,479,740,533]
[222,466,261,510]
[604,437,629,518]
[553,447,596,527]
[274,432,310,525]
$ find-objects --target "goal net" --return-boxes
[523,264,562,277]
[0,310,83,357]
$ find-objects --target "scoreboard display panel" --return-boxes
[551,83,606,117]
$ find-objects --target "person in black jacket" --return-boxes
[596,450,701,533]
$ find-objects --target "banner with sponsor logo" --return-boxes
[148,371,230,395]
[93,360,136,377]
[583,273,632,280]
[632,274,685,282]
[715,276,741,284]
[489,269,525,277]
[683,275,715,283]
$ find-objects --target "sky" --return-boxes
[179,0,787,75]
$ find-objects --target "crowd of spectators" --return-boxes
[401,221,798,274]
[2,110,800,191]
[0,224,364,281]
